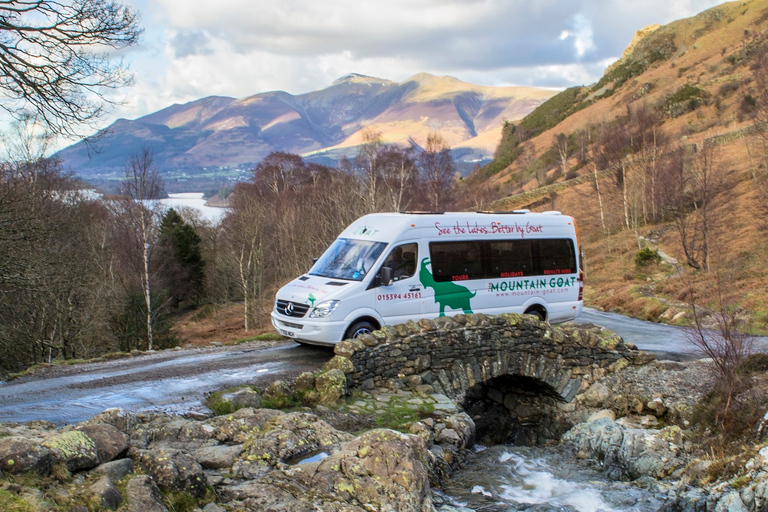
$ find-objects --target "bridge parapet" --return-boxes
[327,313,640,401]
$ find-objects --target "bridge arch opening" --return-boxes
[463,374,571,446]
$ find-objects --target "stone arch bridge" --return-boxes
[327,313,642,443]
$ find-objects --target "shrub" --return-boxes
[635,247,662,267]
[738,353,768,374]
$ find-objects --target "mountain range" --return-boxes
[56,73,556,187]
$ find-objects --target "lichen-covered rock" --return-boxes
[90,475,122,510]
[335,339,364,358]
[42,430,100,471]
[324,355,355,374]
[90,458,133,481]
[0,436,53,475]
[264,379,292,399]
[294,372,315,391]
[76,422,129,463]
[579,382,611,408]
[208,407,283,444]
[225,428,432,512]
[294,428,431,511]
[125,474,168,512]
[149,417,217,443]
[315,368,347,404]
[221,386,262,409]
[131,448,207,497]
[88,408,138,435]
[192,444,243,469]
[562,418,686,481]
[234,412,352,478]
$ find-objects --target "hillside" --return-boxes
[468,0,768,332]
[55,73,555,189]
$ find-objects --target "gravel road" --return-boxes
[0,339,332,425]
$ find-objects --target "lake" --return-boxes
[158,192,228,223]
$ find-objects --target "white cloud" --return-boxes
[107,0,726,124]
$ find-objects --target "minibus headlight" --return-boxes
[309,300,340,318]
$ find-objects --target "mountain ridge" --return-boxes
[57,73,556,187]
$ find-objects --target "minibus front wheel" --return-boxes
[524,306,547,321]
[345,320,377,340]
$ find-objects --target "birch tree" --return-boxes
[114,147,165,350]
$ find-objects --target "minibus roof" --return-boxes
[338,211,576,243]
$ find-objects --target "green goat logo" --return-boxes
[419,258,475,316]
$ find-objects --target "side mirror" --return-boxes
[312,257,318,264]
[380,266,393,287]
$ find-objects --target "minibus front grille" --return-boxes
[276,300,310,318]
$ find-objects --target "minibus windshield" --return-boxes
[309,238,387,281]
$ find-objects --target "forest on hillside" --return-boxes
[0,129,467,375]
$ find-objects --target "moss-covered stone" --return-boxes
[315,369,347,405]
[42,430,99,471]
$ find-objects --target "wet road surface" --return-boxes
[576,307,768,360]
[0,340,332,425]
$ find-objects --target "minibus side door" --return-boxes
[373,243,423,325]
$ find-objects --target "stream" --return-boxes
[439,445,663,511]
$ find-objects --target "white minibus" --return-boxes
[271,211,583,346]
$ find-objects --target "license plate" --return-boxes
[279,329,295,337]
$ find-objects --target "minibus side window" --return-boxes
[487,240,534,278]
[381,243,418,281]
[429,242,483,282]
[537,239,576,275]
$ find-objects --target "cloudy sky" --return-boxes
[110,0,724,123]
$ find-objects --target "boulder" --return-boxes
[150,418,217,443]
[90,458,134,481]
[88,408,138,435]
[223,428,432,512]
[208,408,283,444]
[0,436,53,475]
[315,369,347,405]
[125,475,168,512]
[90,475,123,510]
[42,430,100,471]
[294,372,315,391]
[132,448,207,497]
[221,387,262,410]
[234,412,352,478]
[76,423,129,463]
[292,428,431,511]
[579,382,611,408]
[562,418,686,480]
[263,380,292,405]
[192,444,243,469]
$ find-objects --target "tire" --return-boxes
[346,321,376,340]
[524,308,546,321]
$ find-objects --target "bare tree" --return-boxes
[684,273,753,430]
[252,152,306,195]
[354,128,384,212]
[113,146,165,350]
[554,133,570,177]
[0,0,141,138]
[223,183,270,332]
[379,144,417,211]
[419,132,455,211]
[659,142,723,271]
